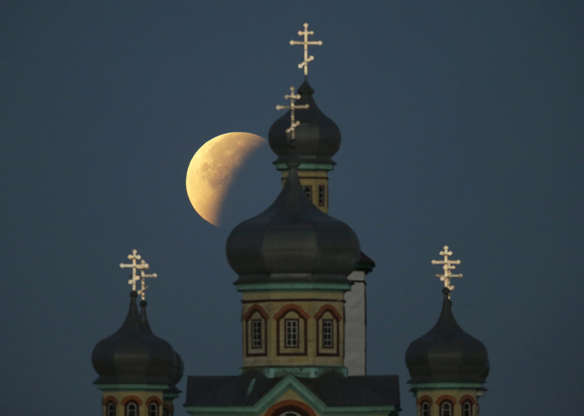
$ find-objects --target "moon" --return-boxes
[186,132,265,226]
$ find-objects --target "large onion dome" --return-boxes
[92,291,183,387]
[226,164,360,284]
[269,80,341,166]
[405,289,489,384]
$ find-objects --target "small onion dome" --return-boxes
[269,80,341,166]
[91,291,183,387]
[226,165,360,284]
[405,288,489,384]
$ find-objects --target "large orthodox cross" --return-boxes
[275,86,309,142]
[120,249,154,295]
[289,22,323,76]
[431,245,463,294]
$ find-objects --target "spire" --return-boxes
[289,22,323,76]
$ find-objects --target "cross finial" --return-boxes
[431,245,463,296]
[275,85,309,142]
[289,22,323,76]
[138,270,158,301]
[119,249,157,299]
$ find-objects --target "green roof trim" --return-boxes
[325,406,397,414]
[164,391,181,400]
[236,282,351,292]
[274,162,335,171]
[410,382,485,390]
[184,407,254,415]
[256,375,327,410]
[253,366,347,379]
[96,384,169,391]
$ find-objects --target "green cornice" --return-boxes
[410,382,485,391]
[164,391,181,400]
[274,162,335,171]
[235,282,351,292]
[325,406,398,414]
[247,366,347,379]
[184,407,254,415]
[96,384,169,392]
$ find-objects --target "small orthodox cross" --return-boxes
[138,270,158,301]
[431,245,463,295]
[119,249,155,297]
[289,22,323,76]
[275,86,309,142]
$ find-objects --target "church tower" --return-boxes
[226,160,359,377]
[92,250,183,416]
[270,80,337,214]
[268,23,372,376]
[270,23,333,214]
[405,246,489,416]
[184,22,400,416]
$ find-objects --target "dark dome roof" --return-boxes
[226,166,360,284]
[92,291,183,387]
[405,289,489,384]
[269,80,341,166]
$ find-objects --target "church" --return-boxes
[91,23,490,416]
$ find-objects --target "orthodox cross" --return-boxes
[138,270,158,301]
[431,245,463,295]
[289,22,323,76]
[275,86,309,142]
[119,249,152,293]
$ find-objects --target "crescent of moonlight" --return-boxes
[186,132,265,226]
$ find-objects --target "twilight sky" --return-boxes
[2,1,583,415]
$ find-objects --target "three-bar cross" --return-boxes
[289,22,323,76]
[275,86,309,142]
[431,245,463,294]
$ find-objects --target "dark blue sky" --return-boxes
[2,1,582,415]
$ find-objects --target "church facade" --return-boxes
[91,23,489,416]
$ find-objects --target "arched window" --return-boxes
[243,304,268,356]
[314,305,341,356]
[462,400,473,416]
[148,402,158,416]
[106,401,116,416]
[439,401,453,416]
[274,304,309,356]
[421,401,431,416]
[125,401,139,416]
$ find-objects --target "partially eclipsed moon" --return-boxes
[186,132,265,226]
